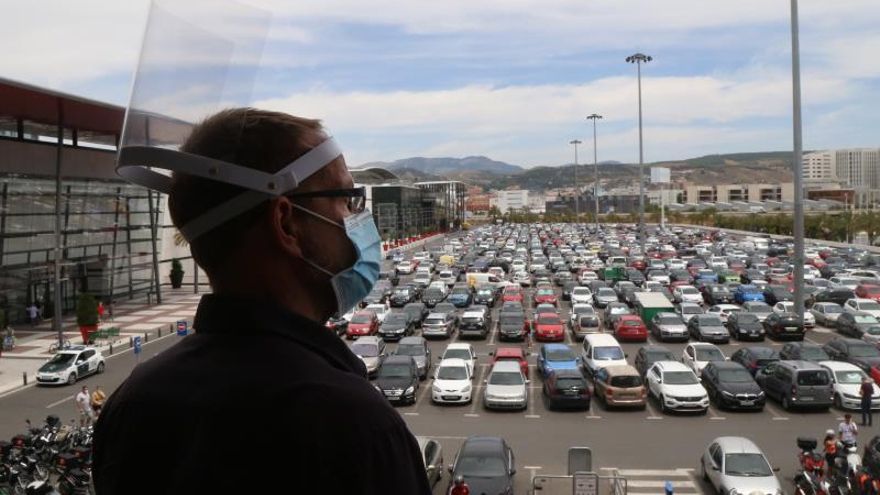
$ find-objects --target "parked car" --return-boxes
[810,288,856,307]
[431,358,473,405]
[402,302,429,328]
[483,361,529,410]
[810,302,844,327]
[537,344,581,378]
[346,310,380,339]
[422,312,457,339]
[592,365,647,409]
[771,301,816,328]
[442,343,477,376]
[823,337,880,372]
[729,346,780,376]
[393,336,432,379]
[645,360,709,414]
[726,312,765,341]
[682,342,726,375]
[837,312,880,338]
[497,310,529,342]
[570,286,593,305]
[676,302,704,324]
[349,336,386,377]
[581,333,627,376]
[701,362,765,411]
[700,437,782,495]
[36,346,105,386]
[374,356,419,405]
[533,312,565,342]
[649,312,688,342]
[415,436,444,488]
[844,298,880,319]
[819,360,880,410]
[542,369,591,410]
[490,346,529,379]
[754,360,832,411]
[634,345,677,377]
[762,312,805,341]
[733,284,765,304]
[706,304,742,325]
[378,312,415,341]
[473,284,496,307]
[459,310,490,340]
[447,437,516,495]
[593,287,619,308]
[778,342,830,362]
[614,314,649,342]
[688,314,730,344]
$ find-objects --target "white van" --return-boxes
[581,333,627,376]
[465,272,510,290]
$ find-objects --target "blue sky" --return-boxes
[3,0,878,168]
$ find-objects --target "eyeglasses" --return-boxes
[285,187,366,214]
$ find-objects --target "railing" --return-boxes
[531,472,628,495]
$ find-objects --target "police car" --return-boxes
[36,346,105,386]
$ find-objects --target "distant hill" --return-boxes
[361,156,523,175]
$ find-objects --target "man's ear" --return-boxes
[269,197,304,258]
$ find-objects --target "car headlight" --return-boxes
[729,488,742,495]
[721,391,734,398]
[405,386,415,395]
[462,384,472,393]
[374,385,382,392]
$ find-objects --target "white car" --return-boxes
[819,361,880,410]
[772,301,816,327]
[396,261,415,274]
[36,346,105,386]
[673,285,703,305]
[810,302,844,327]
[513,271,532,287]
[581,334,627,375]
[441,343,477,376]
[364,303,390,323]
[681,343,726,375]
[706,304,743,325]
[844,298,880,319]
[666,259,687,270]
[483,360,528,410]
[676,302,704,324]
[570,287,593,305]
[413,273,432,287]
[830,277,860,290]
[701,437,782,495]
[569,303,596,326]
[645,361,709,413]
[428,281,449,295]
[579,270,598,284]
[432,358,473,404]
[437,270,457,287]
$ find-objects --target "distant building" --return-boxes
[495,189,529,213]
[803,151,835,180]
[465,186,491,213]
[527,195,547,214]
[683,183,794,203]
[835,148,880,190]
[647,189,684,206]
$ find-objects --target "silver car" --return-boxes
[394,336,432,379]
[483,361,528,410]
[700,436,781,495]
[651,312,688,342]
[350,336,386,377]
[422,312,456,339]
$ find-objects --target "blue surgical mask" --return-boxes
[294,206,381,315]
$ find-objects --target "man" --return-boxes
[26,304,38,325]
[839,413,859,445]
[94,109,430,494]
[91,385,106,416]
[75,386,94,427]
[861,376,874,426]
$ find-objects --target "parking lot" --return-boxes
[340,225,880,494]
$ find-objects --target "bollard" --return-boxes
[143,333,149,343]
[129,336,133,347]
[158,327,162,337]
[169,323,174,334]
[22,372,27,385]
[109,342,113,355]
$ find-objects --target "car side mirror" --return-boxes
[773,467,781,472]
[448,465,454,474]
[510,467,517,475]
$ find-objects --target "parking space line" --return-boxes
[764,402,789,420]
[487,325,498,346]
[645,397,663,420]
[468,366,488,415]
[707,405,725,420]
[412,381,433,412]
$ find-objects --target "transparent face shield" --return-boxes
[116,0,343,243]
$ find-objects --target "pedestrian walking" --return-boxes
[75,386,95,427]
[861,376,874,426]
[95,108,429,494]
[91,386,107,416]
[26,304,38,326]
[97,301,105,322]
[839,413,859,444]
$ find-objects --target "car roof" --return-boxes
[604,364,640,376]
[818,360,863,372]
[398,336,425,345]
[654,360,692,372]
[490,361,524,373]
[708,361,747,371]
[446,343,473,350]
[712,436,763,454]
[461,436,506,456]
[585,333,621,345]
[384,355,415,365]
[494,347,525,358]
[439,358,468,368]
[354,336,381,344]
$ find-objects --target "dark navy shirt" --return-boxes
[93,294,431,495]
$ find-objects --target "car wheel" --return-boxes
[97,362,105,374]
[67,373,76,385]
[833,393,843,409]
[701,460,709,481]
[782,396,791,411]
[659,395,668,414]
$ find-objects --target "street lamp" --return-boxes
[569,139,582,223]
[587,114,603,233]
[626,52,652,253]
[789,0,806,322]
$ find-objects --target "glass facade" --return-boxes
[372,185,432,240]
[0,174,161,325]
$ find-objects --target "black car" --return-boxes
[700,361,765,411]
[727,312,765,341]
[742,269,766,284]
[864,435,880,476]
[374,356,419,405]
[822,337,880,372]
[422,288,447,308]
[729,346,780,376]
[459,312,490,340]
[670,269,693,284]
[389,287,417,308]
[542,369,591,410]
[402,302,428,329]
[473,285,496,307]
[836,312,880,338]
[778,342,830,362]
[561,281,579,302]
[810,288,856,308]
[377,312,415,341]
[448,436,516,495]
[498,311,528,342]
[626,269,646,286]
[762,312,805,341]
[762,285,794,306]
[361,288,387,307]
[633,345,677,377]
[702,284,734,305]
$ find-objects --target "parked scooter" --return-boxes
[796,437,831,495]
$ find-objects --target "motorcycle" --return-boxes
[796,437,831,495]
[838,440,863,480]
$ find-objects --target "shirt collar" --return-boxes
[193,294,367,377]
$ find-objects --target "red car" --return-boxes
[502,286,524,303]
[346,310,379,339]
[491,346,530,378]
[856,284,880,303]
[533,313,565,342]
[533,288,558,306]
[872,366,880,386]
[614,315,648,342]
[629,259,647,271]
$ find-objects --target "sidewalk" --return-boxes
[0,288,205,395]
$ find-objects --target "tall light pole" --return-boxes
[570,139,582,222]
[626,52,652,253]
[790,0,806,322]
[587,114,603,233]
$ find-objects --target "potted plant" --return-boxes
[76,293,99,345]
[170,258,185,289]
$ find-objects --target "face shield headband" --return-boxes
[116,137,343,243]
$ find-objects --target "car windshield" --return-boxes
[500,315,523,325]
[657,314,682,324]
[861,301,880,310]
[797,370,831,386]
[742,287,760,293]
[537,289,554,296]
[835,370,867,384]
[610,375,642,388]
[445,349,471,360]
[379,364,412,378]
[45,353,75,366]
[849,345,880,358]
[350,343,378,357]
[696,348,725,361]
[682,287,698,294]
[823,305,843,314]
[425,290,443,298]
[396,344,424,356]
[477,289,492,297]
[718,369,754,382]
[866,326,880,336]
[538,316,561,325]
[663,371,699,385]
[624,320,642,327]
[598,289,616,296]
[648,350,675,360]
[724,453,772,477]
[750,306,771,314]
[557,377,586,389]
[456,455,507,478]
[683,306,702,314]
[855,315,880,323]
[351,314,373,324]
[425,317,445,325]
[393,289,410,297]
[737,314,760,324]
[385,314,408,324]
[489,371,524,385]
[699,316,723,326]
[546,348,575,361]
[573,288,590,295]
[594,346,624,360]
[452,289,470,296]
[437,366,468,380]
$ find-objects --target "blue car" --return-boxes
[537,343,581,378]
[695,269,719,284]
[733,284,765,304]
[447,287,473,308]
